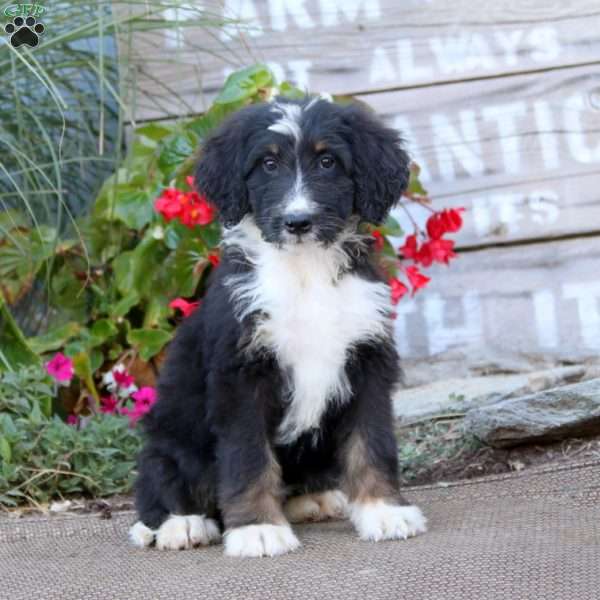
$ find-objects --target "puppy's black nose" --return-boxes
[284,213,313,235]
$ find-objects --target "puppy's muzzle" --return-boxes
[284,212,313,235]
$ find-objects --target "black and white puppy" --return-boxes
[129,97,427,557]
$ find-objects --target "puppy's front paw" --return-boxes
[224,524,300,557]
[152,515,221,550]
[350,501,427,542]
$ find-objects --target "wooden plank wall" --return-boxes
[119,0,600,371]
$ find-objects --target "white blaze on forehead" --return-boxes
[268,103,302,142]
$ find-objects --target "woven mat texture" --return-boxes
[1,460,599,600]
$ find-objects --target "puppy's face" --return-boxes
[244,101,354,245]
[195,98,410,246]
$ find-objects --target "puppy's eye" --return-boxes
[263,156,278,173]
[319,155,335,169]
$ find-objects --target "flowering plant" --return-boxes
[45,354,157,427]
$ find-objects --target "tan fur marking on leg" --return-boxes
[224,446,288,529]
[342,432,402,504]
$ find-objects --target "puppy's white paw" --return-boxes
[350,501,427,542]
[154,515,221,550]
[129,521,155,548]
[284,490,348,523]
[224,524,300,558]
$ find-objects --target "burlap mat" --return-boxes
[1,460,599,600]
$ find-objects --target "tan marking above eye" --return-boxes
[314,141,328,153]
[267,143,280,155]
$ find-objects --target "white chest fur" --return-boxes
[225,222,392,443]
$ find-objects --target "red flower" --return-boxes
[428,238,457,265]
[405,266,430,295]
[154,188,184,221]
[426,212,446,240]
[416,242,433,267]
[100,395,119,415]
[399,234,419,261]
[372,230,384,252]
[389,277,409,305]
[186,175,195,188]
[440,207,465,233]
[155,187,215,228]
[66,414,78,426]
[46,352,74,384]
[208,253,220,267]
[417,238,457,267]
[180,194,215,227]
[169,297,200,317]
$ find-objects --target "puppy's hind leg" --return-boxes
[284,490,348,523]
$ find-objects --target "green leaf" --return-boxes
[407,163,428,197]
[0,210,28,239]
[214,64,274,106]
[380,215,404,238]
[142,297,172,329]
[0,295,39,370]
[29,401,43,426]
[113,235,169,298]
[49,265,88,321]
[198,222,222,249]
[278,81,306,100]
[111,189,156,231]
[72,352,99,403]
[158,132,197,179]
[127,328,172,361]
[0,437,11,463]
[135,123,174,143]
[89,348,104,374]
[90,319,118,345]
[0,414,17,437]
[112,291,140,318]
[28,322,82,354]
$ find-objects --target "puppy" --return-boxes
[129,97,427,557]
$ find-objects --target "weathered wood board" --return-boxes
[393,236,600,360]
[120,0,600,121]
[376,64,600,247]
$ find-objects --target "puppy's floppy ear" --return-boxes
[342,104,410,225]
[194,111,250,227]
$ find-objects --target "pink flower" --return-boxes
[121,387,157,425]
[132,387,157,411]
[113,369,135,389]
[169,297,200,318]
[66,414,78,426]
[100,395,119,415]
[46,352,74,383]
